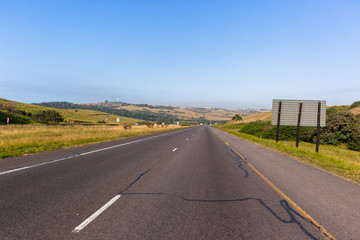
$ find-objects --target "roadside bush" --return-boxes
[239,121,270,136]
[315,111,359,145]
[348,141,360,151]
[347,123,360,151]
[32,110,64,124]
[262,125,314,141]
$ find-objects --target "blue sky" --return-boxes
[1,0,359,109]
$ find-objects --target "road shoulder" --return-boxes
[211,127,360,240]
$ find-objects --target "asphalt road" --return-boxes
[0,126,359,239]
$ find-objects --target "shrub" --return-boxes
[262,125,314,141]
[32,110,64,124]
[240,121,270,136]
[316,111,359,144]
[347,141,360,151]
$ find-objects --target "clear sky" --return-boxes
[1,0,359,109]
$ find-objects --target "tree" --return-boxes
[232,114,243,121]
[32,110,64,124]
[144,121,154,128]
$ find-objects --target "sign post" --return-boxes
[272,99,326,152]
[296,103,303,148]
[316,101,321,153]
[276,101,282,143]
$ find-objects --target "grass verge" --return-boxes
[215,125,360,184]
[0,124,187,159]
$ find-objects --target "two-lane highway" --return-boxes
[1,126,359,239]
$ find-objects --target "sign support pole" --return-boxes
[296,103,303,148]
[276,101,282,143]
[316,101,321,153]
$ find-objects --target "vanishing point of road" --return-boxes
[0,126,359,239]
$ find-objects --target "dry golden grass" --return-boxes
[350,106,360,114]
[0,124,186,158]
[116,105,145,111]
[242,111,272,123]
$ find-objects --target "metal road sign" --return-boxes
[271,99,327,152]
[271,99,326,127]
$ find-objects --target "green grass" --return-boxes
[0,124,186,158]
[57,109,139,124]
[215,124,360,183]
[0,110,37,124]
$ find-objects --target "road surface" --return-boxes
[0,126,359,239]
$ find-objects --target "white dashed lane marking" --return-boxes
[72,194,121,233]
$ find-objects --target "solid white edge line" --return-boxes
[72,194,121,233]
[0,128,190,176]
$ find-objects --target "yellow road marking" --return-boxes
[219,136,336,240]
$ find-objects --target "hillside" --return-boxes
[37,101,262,123]
[0,98,140,125]
[99,102,261,121]
[115,104,236,121]
[242,111,272,123]
[350,106,360,114]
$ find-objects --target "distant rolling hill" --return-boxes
[114,104,252,121]
[0,98,140,125]
[36,101,263,123]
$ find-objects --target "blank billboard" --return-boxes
[271,99,326,127]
